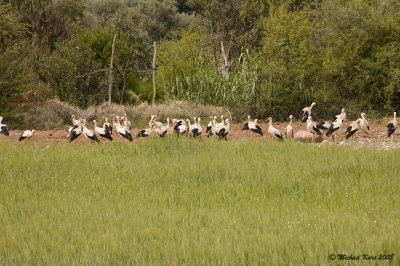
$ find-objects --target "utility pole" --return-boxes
[152,41,157,105]
[108,33,117,104]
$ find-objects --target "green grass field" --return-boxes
[0,138,399,264]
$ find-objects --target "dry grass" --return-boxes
[14,99,232,130]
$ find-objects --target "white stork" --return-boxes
[214,115,225,128]
[103,117,112,135]
[317,121,331,132]
[137,116,155,138]
[346,119,361,139]
[154,117,170,138]
[206,116,213,134]
[173,119,188,135]
[285,115,293,139]
[123,113,131,130]
[267,117,283,140]
[307,116,322,135]
[115,116,133,142]
[0,116,9,136]
[187,117,201,138]
[196,117,203,137]
[326,109,346,139]
[93,120,112,141]
[301,102,316,122]
[69,122,82,143]
[19,130,35,141]
[242,115,263,136]
[171,119,186,133]
[215,119,230,140]
[68,115,80,137]
[387,112,397,138]
[82,119,99,142]
[360,113,370,133]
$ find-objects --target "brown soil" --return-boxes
[1,118,399,149]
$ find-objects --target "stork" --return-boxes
[387,112,397,138]
[187,117,201,138]
[215,119,231,140]
[360,113,370,134]
[82,119,99,142]
[173,119,188,135]
[154,117,170,138]
[301,102,316,122]
[307,116,322,135]
[285,115,293,139]
[93,120,112,141]
[19,130,35,141]
[115,116,133,142]
[206,116,213,134]
[346,119,361,139]
[103,117,112,135]
[137,116,155,138]
[123,113,131,130]
[317,121,331,132]
[242,115,263,136]
[196,117,203,137]
[267,117,283,140]
[326,109,346,139]
[69,122,82,143]
[0,116,9,136]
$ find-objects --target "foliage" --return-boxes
[40,39,108,107]
[2,0,400,121]
[0,140,399,264]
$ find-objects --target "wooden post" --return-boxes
[152,41,157,105]
[108,33,117,105]
[220,41,230,76]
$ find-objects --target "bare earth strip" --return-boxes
[1,119,400,149]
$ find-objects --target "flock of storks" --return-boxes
[0,102,398,142]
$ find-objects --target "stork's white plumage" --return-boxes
[93,120,112,141]
[173,120,188,135]
[187,117,201,137]
[103,117,112,135]
[154,117,170,137]
[68,115,81,137]
[151,115,164,129]
[307,116,322,135]
[214,115,225,129]
[285,115,293,138]
[171,119,186,133]
[196,117,203,136]
[317,121,331,131]
[206,116,213,134]
[215,119,230,140]
[137,117,154,138]
[301,102,316,122]
[267,117,283,140]
[136,127,152,138]
[71,115,80,126]
[69,122,82,142]
[360,113,369,132]
[82,120,99,142]
[242,115,263,136]
[326,110,346,138]
[0,116,9,136]
[346,119,361,139]
[387,112,397,138]
[123,113,131,130]
[187,118,195,137]
[19,130,35,141]
[115,116,133,142]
